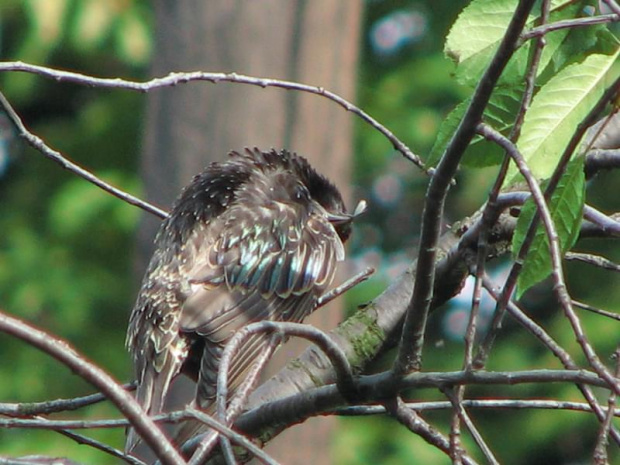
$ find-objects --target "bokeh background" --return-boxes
[1,1,619,464]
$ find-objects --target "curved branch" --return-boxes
[236,368,607,442]
[0,62,424,171]
[0,309,185,465]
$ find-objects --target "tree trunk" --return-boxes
[137,1,362,463]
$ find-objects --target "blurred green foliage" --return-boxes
[0,0,151,460]
[0,1,619,464]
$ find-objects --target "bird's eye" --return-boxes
[294,184,309,201]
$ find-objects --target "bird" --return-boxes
[125,147,360,453]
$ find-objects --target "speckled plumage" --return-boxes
[125,148,351,452]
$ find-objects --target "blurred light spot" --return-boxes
[353,247,383,272]
[385,252,409,280]
[372,173,403,205]
[369,9,428,57]
[0,113,15,177]
[442,264,510,341]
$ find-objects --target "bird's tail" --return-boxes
[172,402,216,455]
[125,366,175,454]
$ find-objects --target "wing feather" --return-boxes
[178,197,343,409]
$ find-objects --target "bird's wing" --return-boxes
[125,244,189,453]
[179,199,344,406]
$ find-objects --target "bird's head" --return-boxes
[281,150,366,243]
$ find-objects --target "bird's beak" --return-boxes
[327,199,367,225]
[353,199,368,218]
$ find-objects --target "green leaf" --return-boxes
[445,0,524,87]
[427,99,469,167]
[507,51,620,184]
[445,0,581,88]
[427,85,523,168]
[513,157,585,298]
[433,0,594,169]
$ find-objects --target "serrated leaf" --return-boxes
[445,0,587,88]
[513,157,585,298]
[427,85,523,168]
[445,0,521,86]
[507,51,620,184]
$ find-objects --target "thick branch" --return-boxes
[394,0,537,375]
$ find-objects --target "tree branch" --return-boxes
[394,0,537,375]
[0,62,424,172]
[0,309,185,465]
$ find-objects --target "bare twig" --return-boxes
[441,388,500,465]
[236,367,609,441]
[185,407,280,465]
[583,205,620,236]
[566,252,620,272]
[474,123,563,365]
[384,397,478,465]
[455,12,550,446]
[522,14,620,40]
[316,267,374,308]
[334,399,620,416]
[586,149,620,177]
[473,76,620,398]
[572,300,620,321]
[0,91,168,219]
[188,338,279,465]
[0,62,424,171]
[218,321,356,409]
[190,321,357,465]
[539,75,620,395]
[593,347,620,463]
[52,427,145,465]
[0,383,135,416]
[602,0,620,16]
[481,276,620,446]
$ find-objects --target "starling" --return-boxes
[126,148,358,452]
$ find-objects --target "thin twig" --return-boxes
[481,276,620,446]
[333,399,620,416]
[316,267,374,308]
[593,347,620,463]
[384,397,478,465]
[454,3,551,446]
[189,338,280,465]
[218,321,356,408]
[52,426,145,465]
[566,252,620,272]
[185,408,280,465]
[0,383,135,416]
[522,14,619,40]
[602,0,620,16]
[441,388,500,465]
[539,75,620,395]
[572,300,620,322]
[0,62,424,171]
[191,321,357,465]
[474,123,562,366]
[583,205,620,236]
[0,91,168,219]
